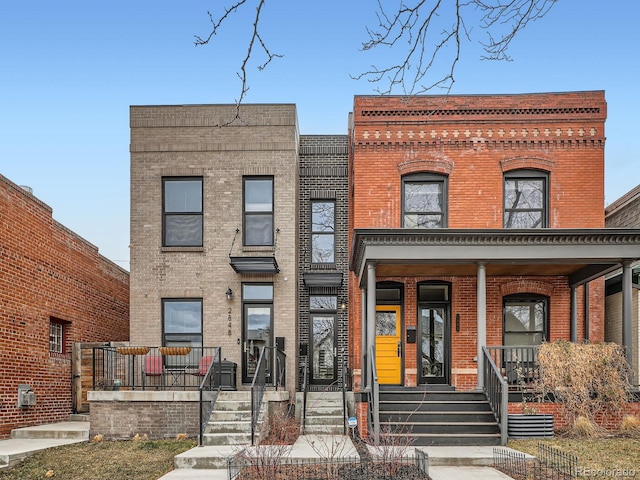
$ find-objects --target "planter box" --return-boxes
[508,414,554,439]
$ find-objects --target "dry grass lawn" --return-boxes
[0,439,196,480]
[509,438,640,474]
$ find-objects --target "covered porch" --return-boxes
[350,228,640,392]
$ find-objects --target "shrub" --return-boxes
[535,340,631,432]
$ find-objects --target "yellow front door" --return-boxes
[375,305,402,384]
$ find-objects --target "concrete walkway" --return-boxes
[0,422,528,479]
[0,421,90,469]
[158,435,529,480]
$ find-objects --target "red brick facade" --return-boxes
[348,92,607,391]
[0,174,129,438]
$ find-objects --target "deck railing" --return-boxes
[198,352,223,446]
[485,345,540,389]
[92,346,223,391]
[368,344,380,445]
[482,346,509,445]
[250,346,267,446]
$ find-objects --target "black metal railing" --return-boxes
[341,362,348,435]
[228,450,430,480]
[301,355,309,435]
[272,347,286,390]
[92,346,223,391]
[486,345,540,389]
[198,350,222,446]
[482,346,509,445]
[250,346,267,446]
[494,444,578,479]
[368,344,380,445]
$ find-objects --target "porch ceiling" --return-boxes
[350,228,640,288]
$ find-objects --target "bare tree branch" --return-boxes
[354,0,556,95]
[195,0,282,125]
[196,0,556,104]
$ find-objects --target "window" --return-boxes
[402,173,447,228]
[311,201,335,263]
[163,178,203,247]
[49,319,65,354]
[162,299,203,349]
[503,294,547,347]
[244,177,274,246]
[242,284,274,383]
[504,170,547,228]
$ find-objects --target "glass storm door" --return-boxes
[311,314,337,384]
[419,306,449,384]
[375,305,402,385]
[242,304,273,383]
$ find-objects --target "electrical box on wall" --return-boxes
[406,326,417,344]
[17,384,36,408]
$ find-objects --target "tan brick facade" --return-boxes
[129,105,299,391]
[0,174,129,438]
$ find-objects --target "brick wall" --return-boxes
[0,174,129,438]
[298,135,350,389]
[348,92,607,391]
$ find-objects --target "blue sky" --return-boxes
[1,1,639,270]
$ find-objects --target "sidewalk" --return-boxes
[0,422,527,479]
[158,435,527,480]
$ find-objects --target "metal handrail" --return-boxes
[301,355,309,435]
[198,348,222,446]
[482,346,509,445]
[250,346,267,446]
[341,362,348,435]
[369,345,380,445]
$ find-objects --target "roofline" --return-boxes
[606,184,640,216]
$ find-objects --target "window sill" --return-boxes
[241,246,275,253]
[161,247,205,253]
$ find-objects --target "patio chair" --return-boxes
[142,355,163,388]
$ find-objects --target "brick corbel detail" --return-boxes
[397,157,454,176]
[499,280,555,298]
[500,156,555,173]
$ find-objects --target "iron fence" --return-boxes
[92,346,223,391]
[228,450,429,480]
[494,444,578,480]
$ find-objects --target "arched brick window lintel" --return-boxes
[499,280,554,298]
[398,158,454,176]
[500,156,554,173]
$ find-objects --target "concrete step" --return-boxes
[213,400,251,411]
[217,391,252,401]
[382,432,502,446]
[205,421,252,434]
[209,410,251,422]
[303,424,345,435]
[304,415,344,426]
[10,422,90,441]
[380,410,497,423]
[202,432,254,446]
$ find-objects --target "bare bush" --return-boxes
[535,340,631,432]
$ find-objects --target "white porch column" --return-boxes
[477,262,487,389]
[622,260,633,369]
[366,262,377,390]
[361,287,368,390]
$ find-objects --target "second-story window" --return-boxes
[402,173,447,228]
[311,200,335,263]
[163,177,203,247]
[244,177,274,246]
[504,170,548,228]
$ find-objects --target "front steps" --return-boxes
[378,388,501,446]
[201,390,263,446]
[302,391,345,435]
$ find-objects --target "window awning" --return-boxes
[230,256,280,274]
[303,272,343,288]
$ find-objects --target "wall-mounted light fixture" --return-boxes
[340,302,347,310]
[226,287,233,301]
